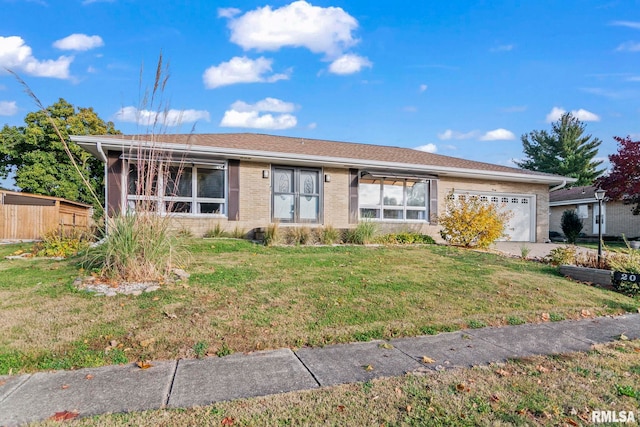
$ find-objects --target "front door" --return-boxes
[592,202,606,235]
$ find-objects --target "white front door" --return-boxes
[592,202,606,235]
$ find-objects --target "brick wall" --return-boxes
[550,201,640,238]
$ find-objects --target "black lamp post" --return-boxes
[594,188,606,267]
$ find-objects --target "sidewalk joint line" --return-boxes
[163,359,180,407]
[0,374,31,405]
[292,350,321,388]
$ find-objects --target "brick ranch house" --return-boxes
[71,133,574,243]
[549,185,640,239]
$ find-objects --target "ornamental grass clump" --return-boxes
[438,191,511,249]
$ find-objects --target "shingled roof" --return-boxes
[72,133,572,184]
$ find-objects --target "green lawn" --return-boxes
[0,239,637,374]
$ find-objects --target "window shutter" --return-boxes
[107,151,122,216]
[349,169,359,224]
[429,179,438,224]
[228,159,240,221]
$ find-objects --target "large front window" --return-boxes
[127,163,226,215]
[359,175,428,221]
[272,167,321,223]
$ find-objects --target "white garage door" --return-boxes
[452,192,535,242]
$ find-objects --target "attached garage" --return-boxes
[452,191,536,242]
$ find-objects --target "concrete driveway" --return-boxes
[490,241,598,259]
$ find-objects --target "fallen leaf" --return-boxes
[421,356,436,364]
[337,405,345,412]
[140,338,156,347]
[536,365,550,373]
[619,333,629,341]
[61,384,69,390]
[164,312,177,319]
[564,418,579,426]
[495,369,511,377]
[455,383,470,392]
[406,405,412,413]
[85,374,94,380]
[395,387,403,396]
[136,361,153,370]
[0,380,6,387]
[49,411,79,421]
[541,313,550,322]
[364,364,374,371]
[379,343,393,349]
[221,416,235,426]
[490,394,500,402]
[581,309,591,318]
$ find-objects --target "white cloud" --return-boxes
[217,7,241,18]
[419,84,428,92]
[231,97,296,113]
[480,128,516,141]
[0,101,18,116]
[308,122,317,129]
[220,111,297,130]
[402,106,417,112]
[615,41,640,52]
[202,56,289,89]
[220,97,298,130]
[328,54,372,75]
[53,34,104,51]
[546,107,600,122]
[437,129,479,140]
[0,36,72,79]
[82,0,115,4]
[414,144,437,153]
[223,0,359,57]
[115,106,210,126]
[610,20,640,30]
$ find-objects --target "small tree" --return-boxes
[438,192,511,248]
[560,209,583,244]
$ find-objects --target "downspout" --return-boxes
[96,142,109,235]
[549,180,567,192]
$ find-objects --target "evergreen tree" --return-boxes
[516,113,604,186]
[0,98,120,209]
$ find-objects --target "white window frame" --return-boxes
[124,161,228,217]
[358,175,430,222]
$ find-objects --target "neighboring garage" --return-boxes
[452,191,536,242]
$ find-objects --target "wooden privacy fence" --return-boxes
[0,190,92,240]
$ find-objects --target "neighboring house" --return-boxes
[71,133,574,242]
[549,185,640,239]
[0,190,92,240]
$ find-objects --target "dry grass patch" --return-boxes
[0,239,638,374]
[31,340,640,426]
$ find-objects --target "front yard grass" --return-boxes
[32,340,640,426]
[0,239,637,374]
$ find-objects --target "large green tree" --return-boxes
[0,98,120,209]
[515,113,604,186]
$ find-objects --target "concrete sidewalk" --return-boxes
[1,314,639,426]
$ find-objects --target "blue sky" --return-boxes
[1,0,639,189]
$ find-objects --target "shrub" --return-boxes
[231,226,246,239]
[438,191,511,249]
[608,241,640,296]
[561,210,583,244]
[319,225,341,245]
[545,246,577,265]
[375,232,435,245]
[82,213,186,283]
[32,228,92,258]
[345,219,377,244]
[263,223,281,246]
[204,223,225,238]
[284,226,314,245]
